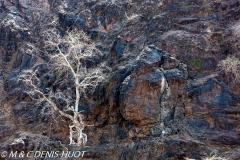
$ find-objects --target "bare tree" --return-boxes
[18,28,107,146]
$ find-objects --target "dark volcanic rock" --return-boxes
[120,69,164,126]
[1,0,240,159]
[119,45,164,126]
[208,131,240,145]
[0,125,11,140]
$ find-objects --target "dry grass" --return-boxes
[205,155,228,160]
[218,56,240,83]
[185,151,229,160]
[185,155,228,160]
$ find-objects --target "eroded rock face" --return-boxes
[1,0,240,159]
[161,30,207,61]
[187,75,240,131]
[120,46,165,126]
[119,45,188,140]
[120,69,165,126]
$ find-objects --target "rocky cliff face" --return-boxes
[0,0,240,159]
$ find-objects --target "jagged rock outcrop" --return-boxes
[120,45,164,126]
[0,0,240,159]
[119,45,188,139]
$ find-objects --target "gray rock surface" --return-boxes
[0,0,240,159]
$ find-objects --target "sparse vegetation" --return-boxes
[205,155,228,160]
[220,36,225,43]
[218,56,240,83]
[185,151,228,160]
[55,71,60,78]
[187,60,193,64]
[95,100,101,106]
[181,5,191,10]
[195,60,201,68]
[187,59,201,68]
[72,62,77,66]
[106,81,111,87]
[13,133,18,138]
[66,110,73,115]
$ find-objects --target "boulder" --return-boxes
[119,45,165,126]
[120,69,165,126]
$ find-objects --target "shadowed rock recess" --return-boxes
[0,0,240,159]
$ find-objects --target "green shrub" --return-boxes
[106,81,111,87]
[221,37,225,43]
[55,71,60,78]
[66,110,73,115]
[95,100,101,106]
[195,60,201,68]
[14,133,18,138]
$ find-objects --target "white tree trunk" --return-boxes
[69,113,87,146]
[19,29,106,147]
